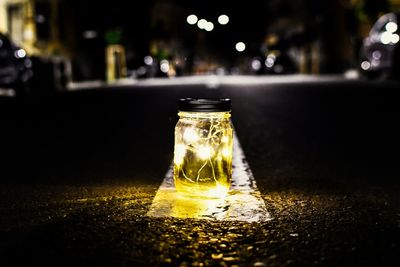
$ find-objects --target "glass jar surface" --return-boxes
[174,111,233,198]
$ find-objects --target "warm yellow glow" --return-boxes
[205,183,229,198]
[183,128,199,143]
[23,29,34,41]
[171,184,229,217]
[106,45,127,82]
[171,193,225,218]
[174,111,233,198]
[197,145,213,160]
[174,144,186,165]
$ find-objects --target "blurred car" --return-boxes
[0,33,33,95]
[360,13,400,79]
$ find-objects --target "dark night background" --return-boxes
[14,0,393,81]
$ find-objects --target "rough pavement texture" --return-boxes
[1,185,398,266]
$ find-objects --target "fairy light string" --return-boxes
[174,111,233,197]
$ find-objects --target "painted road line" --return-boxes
[147,131,272,223]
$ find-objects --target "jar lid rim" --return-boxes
[178,98,231,112]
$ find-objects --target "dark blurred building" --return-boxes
[263,0,400,74]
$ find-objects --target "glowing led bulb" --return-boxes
[197,145,213,160]
[174,144,186,165]
[183,128,199,143]
[222,147,232,158]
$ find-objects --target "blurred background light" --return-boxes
[235,42,246,52]
[381,31,399,44]
[391,33,399,44]
[218,14,229,25]
[371,59,380,67]
[136,66,146,76]
[274,64,283,73]
[381,31,392,44]
[361,61,371,70]
[251,59,261,71]
[205,22,214,32]
[15,49,26,58]
[186,14,198,25]
[160,60,170,73]
[23,29,34,41]
[36,14,46,24]
[83,30,98,39]
[372,50,382,60]
[197,19,207,29]
[385,22,398,33]
[265,55,275,68]
[144,55,153,65]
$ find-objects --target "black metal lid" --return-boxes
[178,98,231,112]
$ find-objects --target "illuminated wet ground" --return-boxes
[1,77,400,266]
[1,185,399,266]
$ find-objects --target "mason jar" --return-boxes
[174,98,233,198]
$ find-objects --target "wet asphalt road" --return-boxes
[1,76,400,266]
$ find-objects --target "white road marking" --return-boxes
[147,131,272,222]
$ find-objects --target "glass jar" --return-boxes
[174,98,233,198]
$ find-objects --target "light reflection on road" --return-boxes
[147,131,272,222]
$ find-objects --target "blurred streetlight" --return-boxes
[187,14,198,25]
[197,19,207,30]
[235,42,246,52]
[205,22,214,32]
[218,15,229,25]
